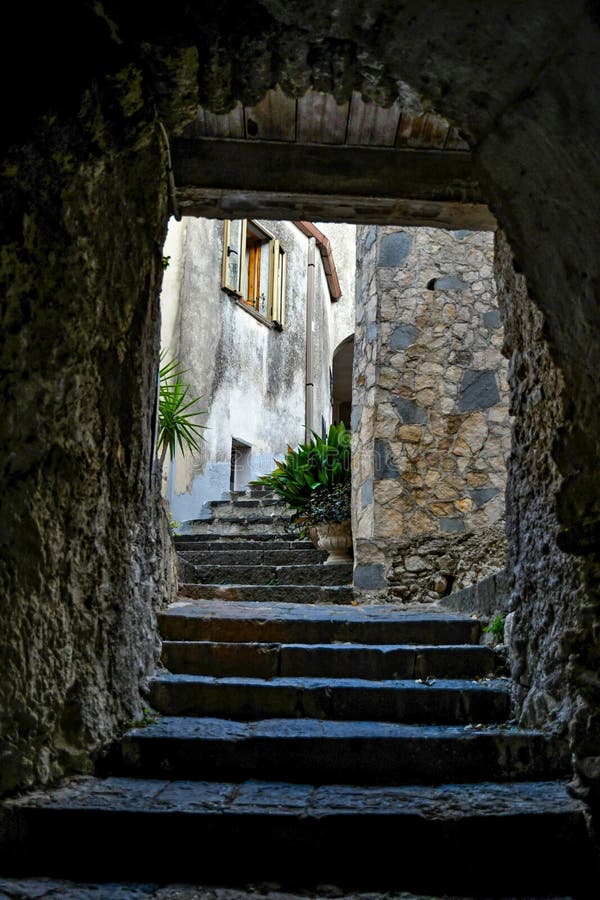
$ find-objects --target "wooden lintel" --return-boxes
[175,188,497,232]
[172,137,487,206]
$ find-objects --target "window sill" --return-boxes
[225,291,282,330]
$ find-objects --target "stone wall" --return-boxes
[0,50,191,795]
[353,226,509,601]
[496,231,600,804]
[351,226,379,575]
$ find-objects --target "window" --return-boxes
[222,219,287,326]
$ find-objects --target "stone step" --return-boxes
[177,548,326,565]
[204,502,291,517]
[1,776,592,894]
[177,562,353,586]
[161,640,497,679]
[186,517,296,536]
[208,498,285,512]
[119,717,569,785]
[159,599,482,644]
[174,532,308,543]
[177,584,355,604]
[149,674,511,723]
[174,536,315,552]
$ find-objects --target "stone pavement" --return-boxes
[0,881,451,900]
[0,879,578,899]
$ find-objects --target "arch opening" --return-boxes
[1,5,598,814]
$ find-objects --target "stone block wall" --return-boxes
[353,226,510,601]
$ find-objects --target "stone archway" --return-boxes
[1,3,598,811]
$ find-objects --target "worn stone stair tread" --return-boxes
[161,598,478,621]
[3,771,592,894]
[159,599,481,644]
[209,497,282,506]
[151,672,508,691]
[175,533,309,544]
[178,549,326,565]
[2,775,591,894]
[177,563,352,586]
[121,716,569,783]
[161,639,497,678]
[124,715,552,740]
[206,505,287,515]
[183,519,300,536]
[193,515,294,524]
[177,585,356,604]
[149,674,510,723]
[175,540,316,553]
[2,773,582,817]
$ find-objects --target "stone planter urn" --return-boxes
[306,525,320,548]
[316,520,353,565]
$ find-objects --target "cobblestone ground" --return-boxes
[0,881,576,900]
[0,881,440,900]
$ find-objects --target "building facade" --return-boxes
[160,217,356,524]
[161,218,510,604]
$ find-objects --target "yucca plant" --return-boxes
[157,351,207,468]
[253,422,351,522]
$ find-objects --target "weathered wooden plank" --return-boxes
[444,126,471,151]
[176,188,496,232]
[296,91,349,144]
[172,138,485,204]
[244,89,296,141]
[183,104,245,140]
[346,92,401,146]
[397,112,449,150]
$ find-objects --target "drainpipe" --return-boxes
[305,238,316,443]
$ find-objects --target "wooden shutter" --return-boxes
[222,219,247,293]
[268,240,286,325]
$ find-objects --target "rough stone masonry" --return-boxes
[352,225,510,602]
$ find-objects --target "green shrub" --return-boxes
[253,422,351,522]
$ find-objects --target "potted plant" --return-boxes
[303,480,352,564]
[253,422,352,564]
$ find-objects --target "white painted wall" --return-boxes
[159,217,357,528]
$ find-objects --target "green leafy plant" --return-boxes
[483,614,505,643]
[158,351,207,468]
[252,422,351,525]
[132,706,159,728]
[302,481,351,524]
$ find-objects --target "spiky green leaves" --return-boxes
[158,351,207,467]
[253,422,351,518]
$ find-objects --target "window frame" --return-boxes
[222,219,286,327]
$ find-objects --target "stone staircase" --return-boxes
[176,484,354,604]
[0,486,596,895]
